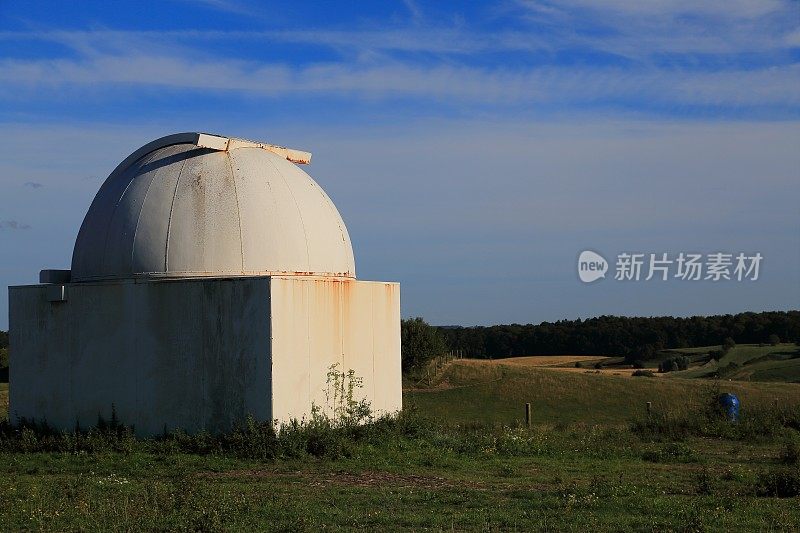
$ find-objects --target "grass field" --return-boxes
[672,344,800,381]
[748,359,800,383]
[1,360,799,530]
[1,428,799,531]
[405,359,800,425]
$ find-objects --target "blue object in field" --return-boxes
[718,393,740,422]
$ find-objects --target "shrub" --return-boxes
[632,369,655,377]
[780,435,800,465]
[631,396,800,442]
[709,349,724,361]
[401,317,449,373]
[632,360,645,369]
[756,466,800,497]
[694,468,714,495]
[0,366,445,461]
[716,361,740,378]
[658,356,689,373]
[722,337,736,352]
[768,334,781,346]
[0,414,136,454]
[641,442,696,463]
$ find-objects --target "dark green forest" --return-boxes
[436,311,800,362]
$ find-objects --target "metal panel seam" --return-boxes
[129,148,183,274]
[225,151,245,270]
[99,152,153,275]
[315,185,351,267]
[163,156,190,271]
[266,156,311,269]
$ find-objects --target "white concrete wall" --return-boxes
[269,277,402,422]
[9,277,272,435]
[9,275,401,434]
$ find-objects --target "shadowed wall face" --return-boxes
[9,277,272,435]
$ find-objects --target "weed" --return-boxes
[756,466,800,497]
[642,442,697,463]
[694,467,714,495]
[631,390,800,442]
[779,434,800,465]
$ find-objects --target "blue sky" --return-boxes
[0,0,798,328]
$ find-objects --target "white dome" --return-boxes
[71,133,355,281]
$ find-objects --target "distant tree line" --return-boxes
[0,330,7,349]
[436,311,800,363]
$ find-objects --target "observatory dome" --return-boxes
[71,133,355,282]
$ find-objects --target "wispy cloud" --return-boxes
[172,0,255,17]
[1,0,797,60]
[514,0,799,56]
[402,0,424,25]
[24,181,43,189]
[0,54,796,109]
[1,13,796,58]
[0,220,31,230]
[0,1,796,115]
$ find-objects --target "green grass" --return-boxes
[2,357,800,530]
[719,344,798,367]
[673,344,800,380]
[0,438,796,530]
[1,417,799,531]
[405,360,800,425]
[740,359,800,383]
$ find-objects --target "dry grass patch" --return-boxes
[200,468,481,490]
[488,355,611,367]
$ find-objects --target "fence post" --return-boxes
[525,403,531,427]
[646,401,652,415]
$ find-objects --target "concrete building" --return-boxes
[8,133,401,435]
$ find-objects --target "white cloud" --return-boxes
[0,53,796,108]
[0,4,795,121]
[1,0,797,61]
[514,0,799,57]
[172,0,256,17]
[402,0,424,24]
[0,220,31,230]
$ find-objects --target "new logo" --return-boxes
[578,250,608,283]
